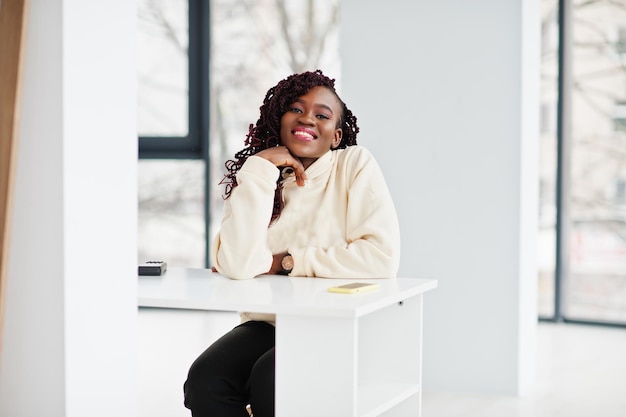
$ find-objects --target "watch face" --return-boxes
[281,254,294,271]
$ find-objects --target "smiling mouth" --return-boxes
[292,129,316,141]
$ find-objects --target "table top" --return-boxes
[138,268,437,319]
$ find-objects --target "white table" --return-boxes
[138,268,437,417]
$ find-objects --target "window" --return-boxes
[137,0,188,139]
[137,0,340,268]
[540,0,626,326]
[613,101,626,132]
[137,0,209,267]
[615,179,626,204]
[616,26,626,55]
[539,0,560,318]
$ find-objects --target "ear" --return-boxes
[332,128,343,149]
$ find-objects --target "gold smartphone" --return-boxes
[328,282,380,294]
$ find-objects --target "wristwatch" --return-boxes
[280,253,294,275]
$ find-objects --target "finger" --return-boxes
[293,164,307,186]
[280,161,305,186]
[284,156,306,186]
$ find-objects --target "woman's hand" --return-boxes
[256,146,307,186]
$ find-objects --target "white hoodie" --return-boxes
[211,145,401,322]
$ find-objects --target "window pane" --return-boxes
[137,0,188,137]
[138,160,205,268]
[539,0,560,318]
[567,0,626,323]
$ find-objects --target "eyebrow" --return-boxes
[294,98,334,114]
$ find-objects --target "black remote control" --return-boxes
[138,261,167,276]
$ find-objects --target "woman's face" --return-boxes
[280,86,343,170]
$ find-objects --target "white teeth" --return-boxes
[294,131,314,139]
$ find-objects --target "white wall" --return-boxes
[341,0,539,395]
[0,1,138,416]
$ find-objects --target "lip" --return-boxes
[292,127,317,142]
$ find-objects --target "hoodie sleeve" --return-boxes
[211,156,277,280]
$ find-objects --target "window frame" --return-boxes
[543,0,626,328]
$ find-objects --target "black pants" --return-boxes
[183,321,276,417]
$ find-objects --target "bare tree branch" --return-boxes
[140,0,187,54]
[276,0,299,71]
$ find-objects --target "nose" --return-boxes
[296,109,315,125]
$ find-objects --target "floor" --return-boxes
[138,308,626,417]
[421,322,626,417]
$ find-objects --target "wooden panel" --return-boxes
[0,0,29,357]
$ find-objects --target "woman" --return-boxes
[183,70,400,417]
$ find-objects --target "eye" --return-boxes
[316,114,330,120]
[288,106,302,114]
